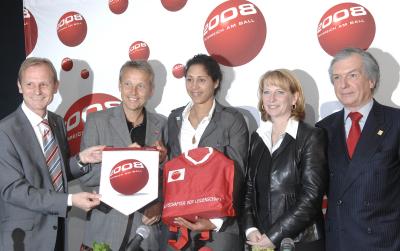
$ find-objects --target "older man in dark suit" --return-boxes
[0,57,105,251]
[316,48,400,251]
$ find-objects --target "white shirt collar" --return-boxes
[21,101,48,127]
[256,117,299,153]
[343,99,373,123]
[182,99,216,122]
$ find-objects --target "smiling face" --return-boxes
[119,68,153,114]
[332,54,374,111]
[18,64,59,117]
[262,81,298,122]
[185,64,218,106]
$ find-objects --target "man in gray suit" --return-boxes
[79,60,167,251]
[0,57,104,251]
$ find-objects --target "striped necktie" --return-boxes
[40,119,64,192]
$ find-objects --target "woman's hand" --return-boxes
[247,232,275,249]
[173,216,216,231]
[142,202,162,225]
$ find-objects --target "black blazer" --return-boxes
[316,100,400,251]
[244,121,328,247]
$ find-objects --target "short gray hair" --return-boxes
[18,57,58,84]
[328,47,380,90]
[119,60,154,88]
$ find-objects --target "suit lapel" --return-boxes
[110,106,132,146]
[145,111,162,146]
[17,108,54,189]
[200,103,221,142]
[329,109,348,161]
[271,134,293,162]
[170,108,184,154]
[339,101,388,197]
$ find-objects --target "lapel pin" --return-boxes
[377,130,383,136]
[176,117,181,121]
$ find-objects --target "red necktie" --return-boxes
[346,112,363,159]
[40,119,64,192]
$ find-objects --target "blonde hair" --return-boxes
[258,69,305,121]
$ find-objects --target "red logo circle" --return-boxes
[109,159,149,195]
[129,41,150,61]
[23,8,38,55]
[80,69,90,79]
[203,0,266,67]
[57,11,87,47]
[172,64,185,79]
[61,57,73,71]
[317,3,375,56]
[161,0,187,12]
[64,94,121,156]
[171,171,181,180]
[109,0,129,14]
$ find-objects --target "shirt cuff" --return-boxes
[209,218,224,232]
[68,194,72,206]
[246,227,259,238]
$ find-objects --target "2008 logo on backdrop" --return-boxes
[317,3,375,56]
[64,94,120,155]
[203,0,266,67]
[57,11,87,47]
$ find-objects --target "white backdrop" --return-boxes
[22,0,400,249]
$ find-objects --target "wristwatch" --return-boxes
[76,154,88,167]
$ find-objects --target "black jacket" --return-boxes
[244,121,328,246]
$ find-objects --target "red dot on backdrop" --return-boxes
[317,2,375,56]
[129,41,150,61]
[109,0,129,14]
[172,64,185,79]
[57,11,87,47]
[109,159,149,195]
[61,57,73,71]
[81,69,90,79]
[23,8,38,55]
[203,0,266,67]
[161,0,187,12]
[64,94,121,155]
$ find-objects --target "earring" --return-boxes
[261,104,265,111]
[292,104,296,111]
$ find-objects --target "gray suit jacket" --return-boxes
[166,101,249,250]
[79,105,167,251]
[0,106,83,251]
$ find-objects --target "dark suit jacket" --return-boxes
[0,106,83,251]
[166,101,249,250]
[79,105,167,251]
[316,100,400,251]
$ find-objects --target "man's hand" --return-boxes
[71,192,101,211]
[79,145,106,164]
[173,216,216,231]
[153,140,167,163]
[142,202,162,225]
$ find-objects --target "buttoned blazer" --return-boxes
[166,101,249,234]
[0,106,81,250]
[79,105,167,251]
[316,100,400,251]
